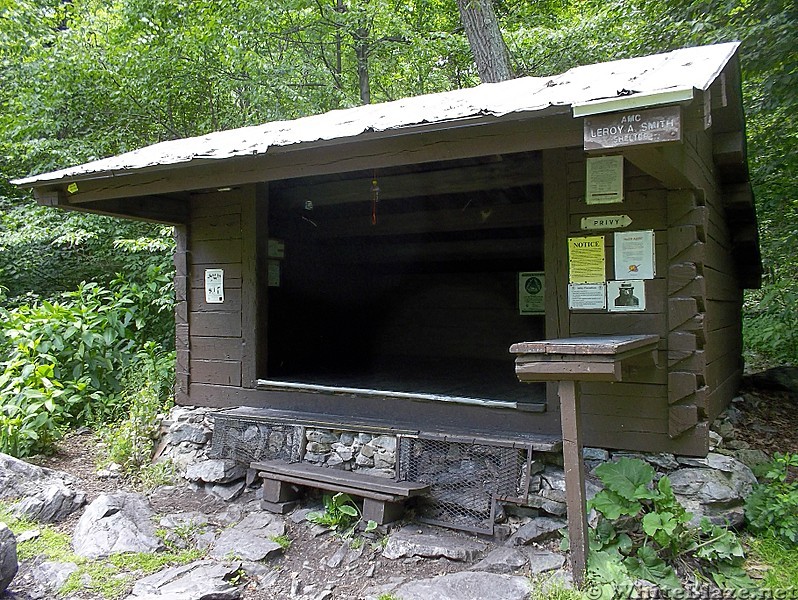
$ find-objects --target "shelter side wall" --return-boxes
[559,147,706,456]
[684,126,744,422]
[183,186,255,395]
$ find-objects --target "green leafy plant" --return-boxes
[306,492,378,538]
[586,458,752,598]
[745,452,798,546]
[269,534,292,550]
[0,278,175,458]
[100,348,174,468]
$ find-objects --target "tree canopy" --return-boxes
[1,0,796,362]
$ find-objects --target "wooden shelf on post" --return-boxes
[509,335,660,587]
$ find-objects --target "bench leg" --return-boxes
[362,498,404,525]
[261,477,300,514]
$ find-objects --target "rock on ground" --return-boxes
[0,523,18,595]
[507,517,567,546]
[73,492,164,559]
[0,453,86,523]
[185,459,246,484]
[209,512,286,561]
[390,571,532,600]
[128,559,241,600]
[382,528,487,561]
[669,455,756,527]
[23,560,79,597]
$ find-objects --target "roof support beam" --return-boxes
[47,114,580,205]
[35,190,189,225]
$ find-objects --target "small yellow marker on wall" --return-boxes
[67,183,79,194]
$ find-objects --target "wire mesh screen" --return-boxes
[397,435,530,534]
[210,414,304,464]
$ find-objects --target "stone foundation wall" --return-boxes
[156,398,765,527]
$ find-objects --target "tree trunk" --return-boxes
[456,0,513,83]
[355,28,370,104]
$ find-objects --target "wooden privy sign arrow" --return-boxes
[580,215,633,230]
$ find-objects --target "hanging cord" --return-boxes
[371,171,380,225]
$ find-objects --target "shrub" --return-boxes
[586,458,752,598]
[745,452,798,546]
[100,346,176,487]
[0,277,174,457]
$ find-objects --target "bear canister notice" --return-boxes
[584,106,681,150]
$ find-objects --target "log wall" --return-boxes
[183,186,258,399]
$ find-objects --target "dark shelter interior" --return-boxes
[265,152,546,406]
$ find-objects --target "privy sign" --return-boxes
[583,106,681,151]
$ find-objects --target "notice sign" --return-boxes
[614,230,655,280]
[568,236,606,283]
[608,280,646,312]
[204,269,224,304]
[519,272,545,315]
[584,105,681,151]
[586,156,624,204]
[568,283,607,310]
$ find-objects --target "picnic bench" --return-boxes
[252,459,430,524]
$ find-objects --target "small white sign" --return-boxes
[204,269,224,304]
[614,230,656,280]
[519,272,545,315]
[568,283,607,310]
[608,280,646,312]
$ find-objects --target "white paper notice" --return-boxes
[586,156,624,204]
[204,269,224,303]
[568,283,607,310]
[614,230,655,280]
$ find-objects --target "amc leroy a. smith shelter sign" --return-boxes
[584,105,681,150]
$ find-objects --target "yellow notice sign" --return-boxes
[568,236,606,283]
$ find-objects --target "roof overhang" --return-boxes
[10,42,760,286]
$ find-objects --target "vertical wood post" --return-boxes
[240,186,258,388]
[559,379,588,587]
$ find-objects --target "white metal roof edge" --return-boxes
[572,87,696,117]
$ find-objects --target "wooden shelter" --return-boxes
[14,42,760,463]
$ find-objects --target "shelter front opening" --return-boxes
[263,152,546,408]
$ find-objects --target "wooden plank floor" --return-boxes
[267,357,546,405]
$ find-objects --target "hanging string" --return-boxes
[371,170,380,225]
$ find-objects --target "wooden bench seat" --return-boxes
[252,459,429,525]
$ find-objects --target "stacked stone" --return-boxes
[156,406,215,473]
[302,429,397,477]
[519,397,764,527]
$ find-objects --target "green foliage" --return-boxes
[307,492,378,538]
[99,349,176,480]
[269,534,292,551]
[587,458,752,597]
[745,452,798,546]
[0,278,174,458]
[746,534,798,590]
[528,572,588,600]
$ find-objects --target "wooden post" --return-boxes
[558,379,588,588]
[510,335,660,589]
